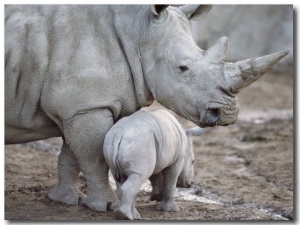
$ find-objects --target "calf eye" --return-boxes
[179,65,189,72]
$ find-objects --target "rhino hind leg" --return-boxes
[48,142,86,205]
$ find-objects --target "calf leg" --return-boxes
[115,174,144,220]
[48,141,86,204]
[149,172,163,201]
[157,161,184,212]
[115,180,122,198]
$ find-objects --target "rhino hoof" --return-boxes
[48,184,86,205]
[81,199,119,212]
[80,193,120,212]
[107,200,119,211]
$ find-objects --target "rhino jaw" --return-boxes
[224,50,290,93]
[198,101,239,128]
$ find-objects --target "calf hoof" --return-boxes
[157,201,180,212]
[133,207,141,220]
[48,184,86,205]
[115,207,133,220]
[115,206,141,220]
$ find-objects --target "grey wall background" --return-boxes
[190,5,293,71]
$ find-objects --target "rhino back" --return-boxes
[5,5,140,143]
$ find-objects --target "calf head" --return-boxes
[141,5,289,127]
[177,127,205,188]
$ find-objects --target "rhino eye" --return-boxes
[179,65,189,72]
[192,160,195,165]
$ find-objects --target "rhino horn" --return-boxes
[205,36,229,62]
[224,50,289,93]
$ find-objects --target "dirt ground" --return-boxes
[4,69,294,221]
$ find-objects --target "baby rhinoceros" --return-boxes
[103,109,205,220]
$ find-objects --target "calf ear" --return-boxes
[186,127,205,137]
[180,5,212,21]
[151,5,169,18]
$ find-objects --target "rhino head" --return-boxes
[141,5,289,127]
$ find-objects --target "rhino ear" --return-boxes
[180,5,212,21]
[151,5,169,18]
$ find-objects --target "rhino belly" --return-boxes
[5,124,62,144]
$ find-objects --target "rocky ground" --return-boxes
[4,69,294,221]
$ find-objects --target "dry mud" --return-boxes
[4,70,293,221]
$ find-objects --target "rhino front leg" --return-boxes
[48,141,86,204]
[62,109,119,212]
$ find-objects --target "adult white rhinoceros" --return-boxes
[5,4,288,212]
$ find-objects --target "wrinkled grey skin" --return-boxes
[103,110,205,220]
[5,5,288,212]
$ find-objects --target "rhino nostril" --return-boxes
[210,108,219,118]
[207,108,219,125]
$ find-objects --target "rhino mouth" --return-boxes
[199,107,239,127]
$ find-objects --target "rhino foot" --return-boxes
[115,206,140,220]
[157,201,180,212]
[80,192,120,212]
[48,184,86,205]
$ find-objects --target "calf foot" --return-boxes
[133,207,141,220]
[115,206,134,220]
[157,201,179,211]
[48,183,86,205]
